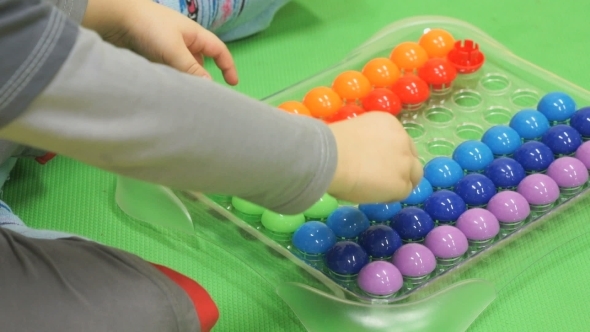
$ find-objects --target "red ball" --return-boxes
[325,104,365,123]
[361,88,402,116]
[418,58,457,91]
[390,74,430,109]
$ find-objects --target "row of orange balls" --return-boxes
[277,28,457,121]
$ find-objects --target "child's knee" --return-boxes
[0,229,205,331]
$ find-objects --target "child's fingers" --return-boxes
[195,53,204,66]
[186,28,238,85]
[166,41,212,79]
[408,138,419,158]
[410,158,424,187]
[185,62,212,80]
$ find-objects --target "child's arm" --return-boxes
[80,0,238,84]
[0,0,422,214]
[0,24,338,214]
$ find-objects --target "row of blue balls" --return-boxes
[291,92,589,265]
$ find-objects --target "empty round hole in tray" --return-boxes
[484,106,512,125]
[453,90,482,108]
[480,74,510,93]
[425,106,454,124]
[426,139,455,156]
[403,122,425,139]
[511,89,540,108]
[456,123,484,140]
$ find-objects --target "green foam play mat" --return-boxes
[5,1,590,331]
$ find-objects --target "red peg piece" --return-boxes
[418,58,458,94]
[390,74,430,111]
[361,88,402,116]
[447,39,485,74]
[325,104,365,123]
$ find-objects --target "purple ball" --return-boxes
[391,243,436,278]
[575,141,590,169]
[357,261,403,296]
[455,208,500,241]
[424,225,468,259]
[486,191,531,224]
[546,157,589,188]
[517,174,560,205]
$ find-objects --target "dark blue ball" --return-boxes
[292,221,337,255]
[325,241,369,275]
[483,157,527,189]
[358,225,402,258]
[390,207,435,241]
[358,202,401,223]
[570,107,590,138]
[541,124,583,156]
[513,141,555,172]
[326,206,370,239]
[423,190,467,223]
[453,173,497,206]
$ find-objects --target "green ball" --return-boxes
[304,194,339,219]
[231,197,266,215]
[261,210,306,234]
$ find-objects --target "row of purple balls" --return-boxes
[354,114,590,297]
[358,153,589,297]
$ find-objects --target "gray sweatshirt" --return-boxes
[0,0,338,214]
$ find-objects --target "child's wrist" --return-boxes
[326,123,357,201]
[81,0,140,45]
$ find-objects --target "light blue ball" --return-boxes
[481,125,522,156]
[509,109,551,140]
[537,92,577,122]
[452,140,495,172]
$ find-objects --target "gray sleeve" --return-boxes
[47,0,88,23]
[0,25,338,214]
[0,0,78,127]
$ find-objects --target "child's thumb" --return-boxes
[185,62,212,79]
[169,49,212,79]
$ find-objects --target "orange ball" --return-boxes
[303,87,343,118]
[332,70,372,101]
[390,42,429,72]
[362,58,401,88]
[278,101,312,116]
[418,28,455,58]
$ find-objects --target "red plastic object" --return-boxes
[35,152,56,165]
[390,74,430,111]
[447,39,485,74]
[418,58,458,93]
[325,104,365,123]
[361,88,402,116]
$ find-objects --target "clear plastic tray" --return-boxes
[116,16,590,332]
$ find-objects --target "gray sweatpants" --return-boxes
[0,204,202,332]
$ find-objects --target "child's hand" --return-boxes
[327,112,423,204]
[83,0,238,85]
